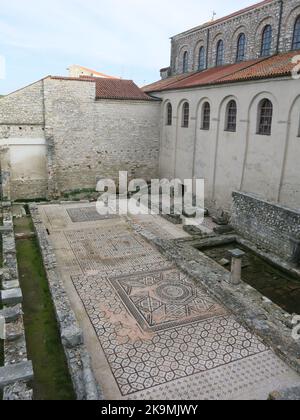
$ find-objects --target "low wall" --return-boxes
[231,192,300,260]
[0,203,33,400]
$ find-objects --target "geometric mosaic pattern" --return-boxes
[110,269,228,332]
[67,207,118,223]
[38,204,300,400]
[71,272,268,396]
[128,350,297,400]
[65,227,173,277]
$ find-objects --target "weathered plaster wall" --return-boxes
[231,191,300,260]
[155,77,300,212]
[0,81,47,200]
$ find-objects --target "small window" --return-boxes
[216,40,224,66]
[183,51,189,73]
[201,102,211,130]
[225,100,237,132]
[261,25,272,57]
[182,102,190,128]
[236,33,246,62]
[198,47,206,71]
[258,99,273,135]
[166,103,172,126]
[292,16,300,50]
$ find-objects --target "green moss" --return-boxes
[16,217,75,400]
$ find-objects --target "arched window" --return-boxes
[225,100,237,132]
[201,102,211,130]
[258,99,273,135]
[216,40,224,66]
[182,102,190,128]
[236,33,246,62]
[198,47,206,71]
[166,103,172,126]
[261,25,272,57]
[292,16,300,50]
[183,51,189,73]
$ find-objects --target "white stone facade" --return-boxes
[153,76,300,211]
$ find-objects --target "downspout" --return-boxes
[276,0,284,54]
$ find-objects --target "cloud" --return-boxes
[0,0,258,90]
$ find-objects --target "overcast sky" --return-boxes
[0,0,259,94]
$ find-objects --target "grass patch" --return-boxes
[0,233,3,401]
[16,217,75,400]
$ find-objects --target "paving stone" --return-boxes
[0,361,34,389]
[1,288,23,306]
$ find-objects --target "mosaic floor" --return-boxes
[37,203,300,400]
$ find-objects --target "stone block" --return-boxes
[0,305,23,323]
[2,280,20,290]
[61,325,84,349]
[0,361,34,389]
[1,288,23,306]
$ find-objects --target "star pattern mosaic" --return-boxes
[71,271,268,396]
[110,269,227,332]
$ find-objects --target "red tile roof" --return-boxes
[94,78,156,101]
[49,76,156,101]
[143,50,300,93]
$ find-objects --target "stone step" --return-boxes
[1,288,23,306]
[0,361,34,389]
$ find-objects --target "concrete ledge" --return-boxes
[1,288,23,306]
[0,362,34,389]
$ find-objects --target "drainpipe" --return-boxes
[276,0,283,54]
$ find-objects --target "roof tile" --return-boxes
[143,50,300,93]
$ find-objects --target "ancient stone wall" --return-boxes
[231,191,300,260]
[171,0,300,74]
[0,77,161,200]
[43,78,161,195]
